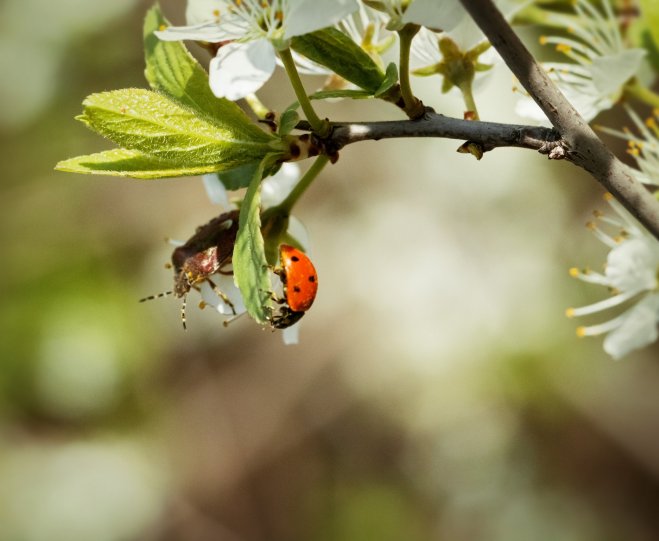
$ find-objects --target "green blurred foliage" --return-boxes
[1,1,659,541]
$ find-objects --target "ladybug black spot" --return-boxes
[291,255,300,262]
[308,276,316,283]
[293,286,301,293]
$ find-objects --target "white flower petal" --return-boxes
[282,322,301,344]
[209,39,276,100]
[186,0,224,25]
[603,295,659,359]
[606,237,659,292]
[402,0,465,32]
[155,21,240,43]
[202,174,233,210]
[590,49,645,96]
[284,0,359,39]
[261,162,301,208]
[199,273,246,316]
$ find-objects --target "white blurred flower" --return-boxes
[364,0,465,32]
[515,0,645,123]
[293,3,394,82]
[567,194,659,359]
[155,0,359,100]
[200,163,308,344]
[598,107,659,186]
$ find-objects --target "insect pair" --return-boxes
[140,210,318,330]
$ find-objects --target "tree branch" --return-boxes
[458,0,659,240]
[297,111,562,155]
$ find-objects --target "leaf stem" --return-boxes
[278,48,330,137]
[625,79,659,109]
[277,155,330,214]
[397,24,424,119]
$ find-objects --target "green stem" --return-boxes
[625,79,659,109]
[278,47,330,137]
[244,93,270,119]
[397,24,424,118]
[276,155,330,214]
[459,82,479,120]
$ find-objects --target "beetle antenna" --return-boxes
[180,295,188,330]
[139,290,173,303]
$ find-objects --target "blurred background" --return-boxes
[2,0,659,540]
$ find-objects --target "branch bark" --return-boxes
[458,0,659,240]
[305,111,561,155]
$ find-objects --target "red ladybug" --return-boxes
[270,244,318,329]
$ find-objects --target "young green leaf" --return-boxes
[233,158,275,324]
[55,148,226,179]
[144,5,269,142]
[79,89,281,171]
[374,62,399,97]
[291,28,385,93]
[278,107,300,136]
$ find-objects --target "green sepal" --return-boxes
[55,148,224,179]
[78,88,281,170]
[309,89,373,100]
[374,62,399,97]
[218,162,262,190]
[234,156,278,324]
[291,27,385,93]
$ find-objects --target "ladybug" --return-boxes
[270,244,318,329]
[140,209,240,329]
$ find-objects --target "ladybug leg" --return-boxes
[205,277,237,315]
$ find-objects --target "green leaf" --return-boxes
[374,62,399,97]
[233,157,275,324]
[143,5,269,144]
[309,89,373,100]
[55,148,224,179]
[291,28,385,93]
[639,0,659,52]
[79,88,280,171]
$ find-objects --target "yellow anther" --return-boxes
[603,192,613,201]
[645,117,657,129]
[565,307,576,318]
[556,43,571,54]
[576,326,587,337]
[539,36,548,45]
[159,24,168,31]
[586,221,596,230]
[593,210,603,218]
[568,267,580,278]
[199,301,207,309]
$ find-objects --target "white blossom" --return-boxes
[567,194,659,359]
[515,0,646,123]
[156,0,359,100]
[364,0,465,32]
[598,107,659,186]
